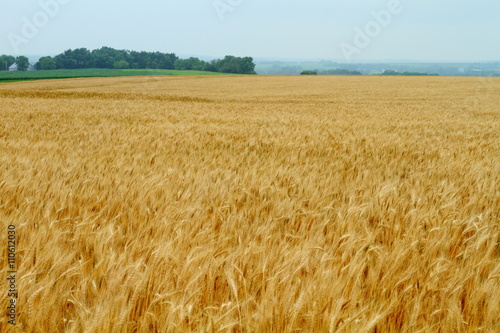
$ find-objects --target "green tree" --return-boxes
[91,47,123,68]
[213,55,256,74]
[55,48,94,68]
[35,56,57,70]
[163,53,178,69]
[113,60,129,69]
[0,55,16,71]
[382,70,398,75]
[321,69,361,75]
[15,56,29,71]
[186,57,205,71]
[174,59,189,70]
[54,50,77,69]
[71,48,94,68]
[202,61,217,72]
[300,70,318,75]
[216,55,239,73]
[239,56,256,74]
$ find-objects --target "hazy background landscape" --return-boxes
[2,0,499,76]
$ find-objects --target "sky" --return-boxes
[1,0,499,62]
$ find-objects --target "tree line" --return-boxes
[381,70,438,76]
[0,55,29,71]
[300,69,362,75]
[2,47,256,74]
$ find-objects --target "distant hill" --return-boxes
[255,60,500,77]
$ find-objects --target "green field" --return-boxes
[0,68,235,82]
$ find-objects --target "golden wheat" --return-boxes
[1,75,499,332]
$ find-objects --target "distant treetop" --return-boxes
[30,47,256,75]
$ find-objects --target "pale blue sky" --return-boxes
[1,0,499,61]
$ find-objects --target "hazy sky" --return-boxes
[2,0,499,62]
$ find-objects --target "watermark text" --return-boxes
[8,0,72,53]
[6,225,17,325]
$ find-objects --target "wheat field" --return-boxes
[1,75,499,332]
